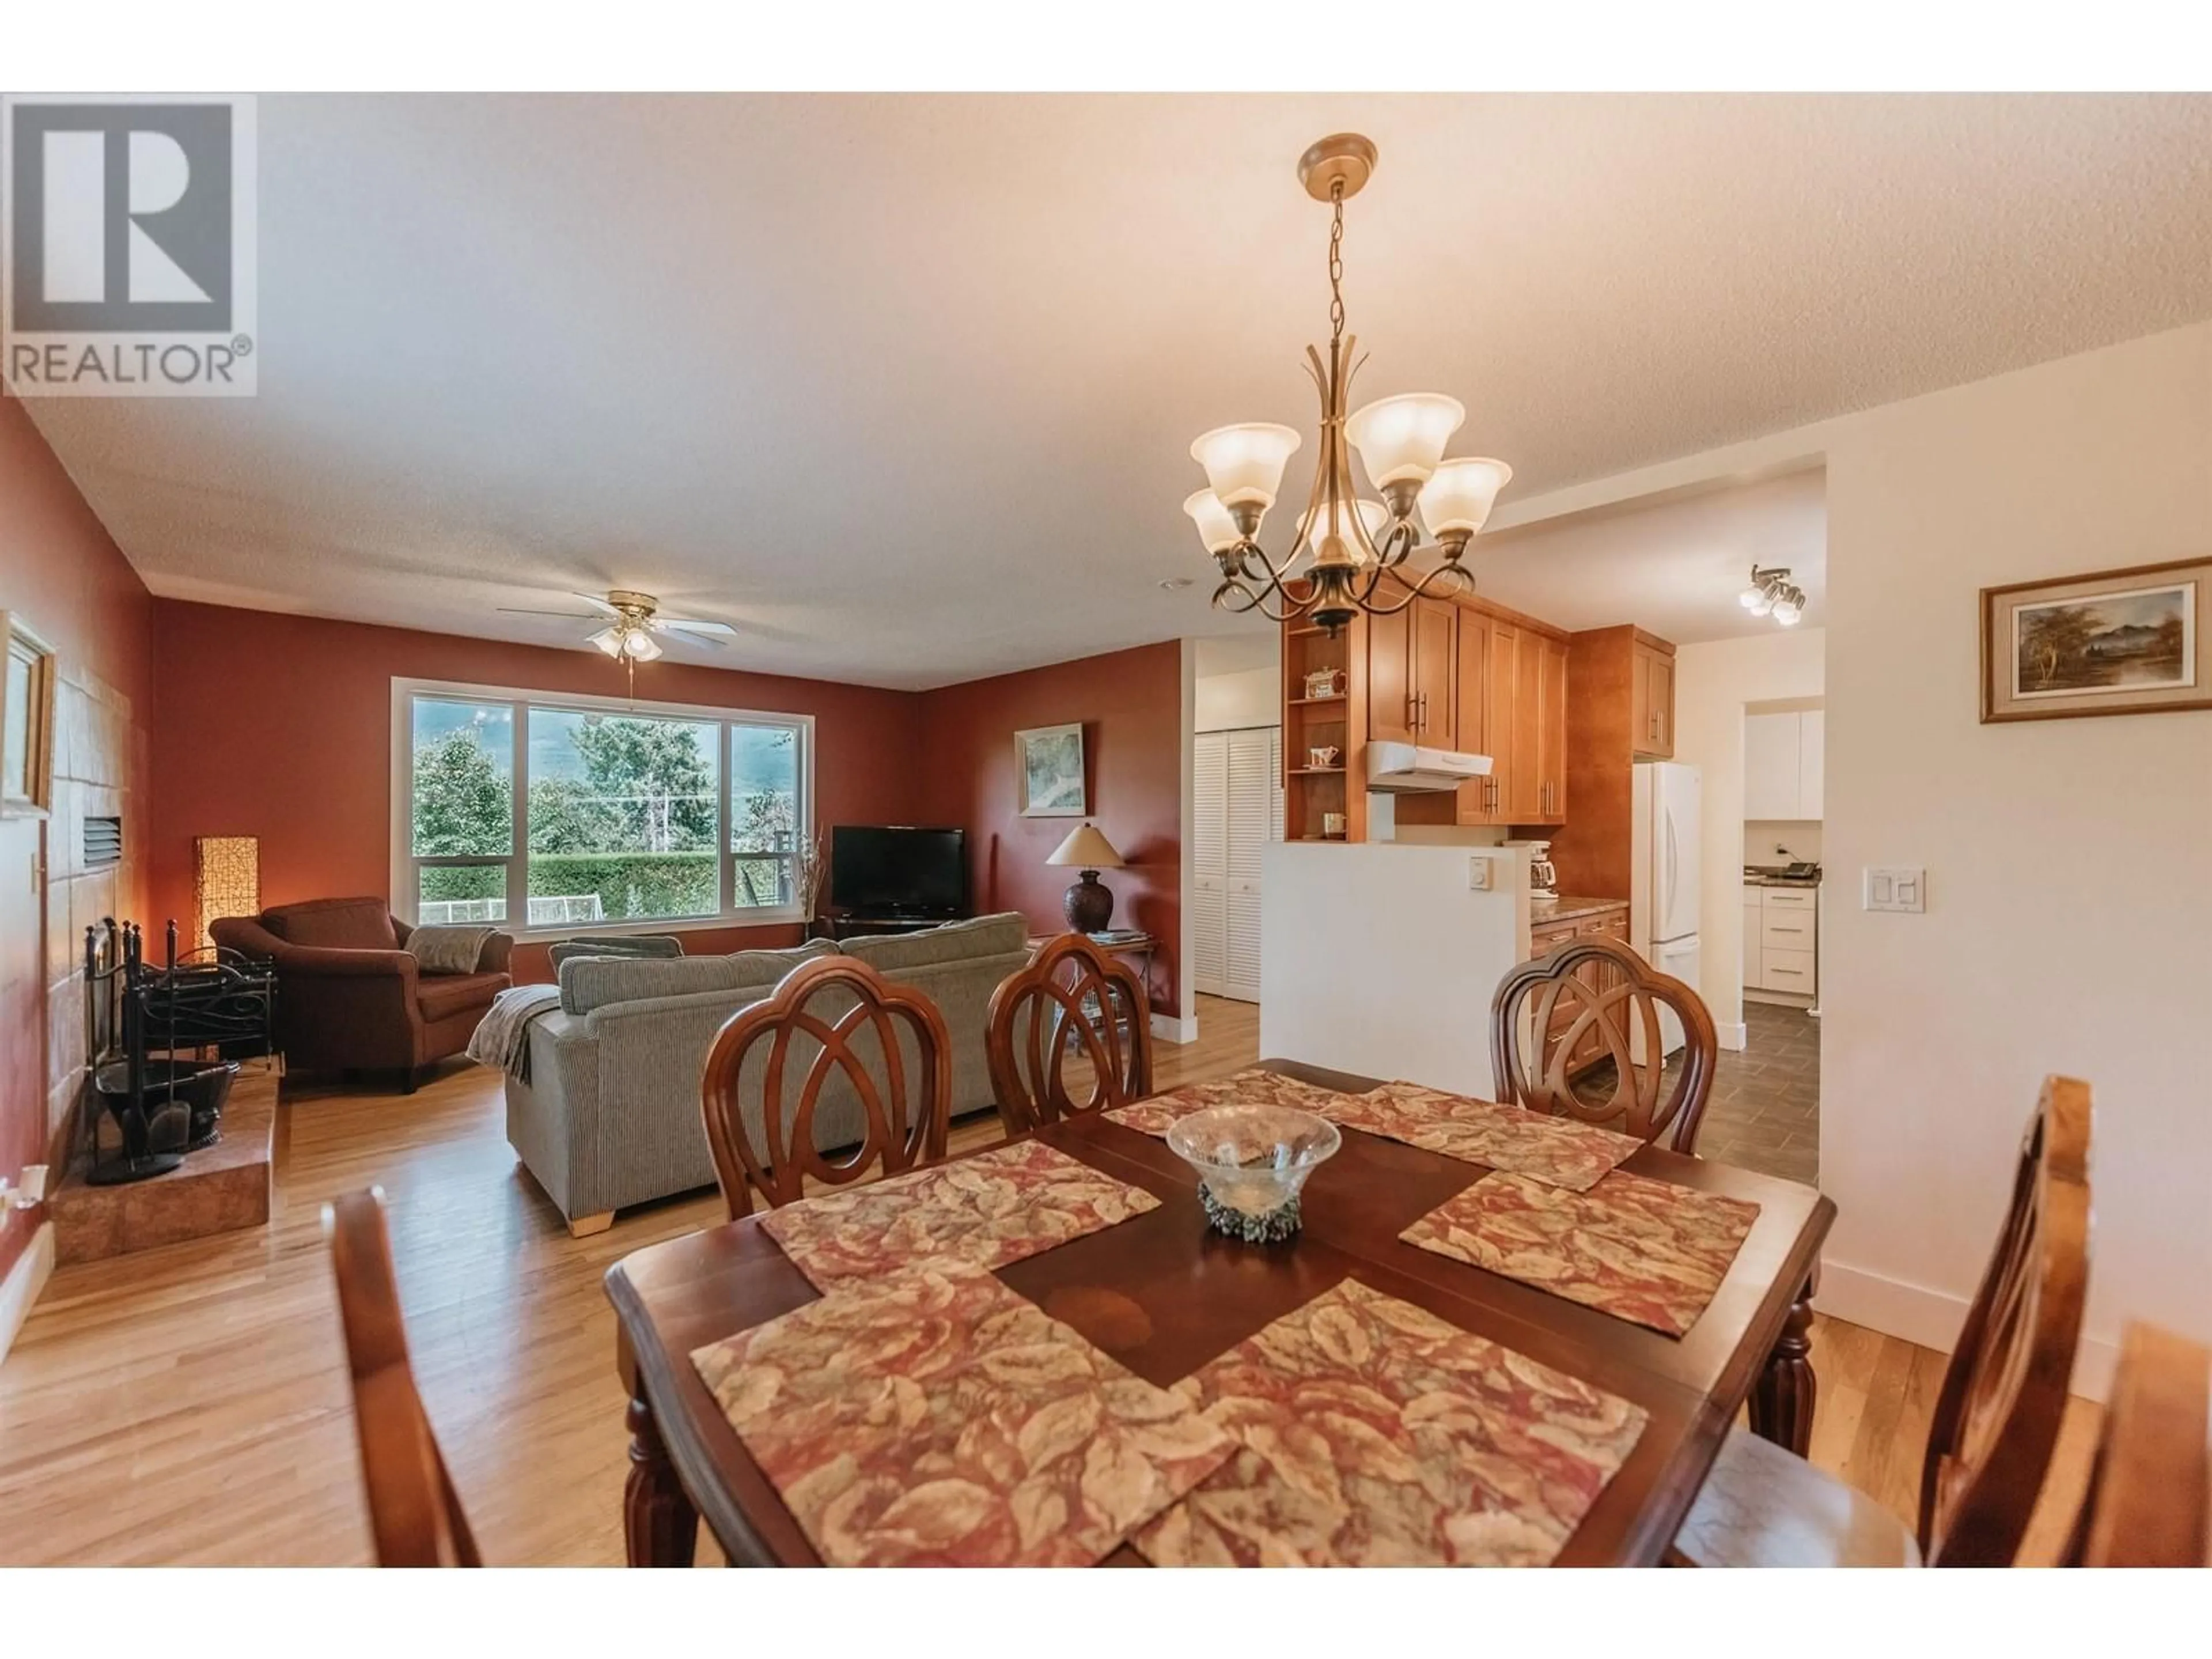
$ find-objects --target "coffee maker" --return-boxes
[1508,839,1559,898]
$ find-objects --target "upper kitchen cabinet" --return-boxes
[1631,634,1676,759]
[1745,707,1824,819]
[1367,595,1457,748]
[1393,603,1571,832]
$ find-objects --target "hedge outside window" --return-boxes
[399,683,812,931]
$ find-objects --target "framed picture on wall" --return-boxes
[1014,722,1087,817]
[1980,556,2212,724]
[1,612,57,816]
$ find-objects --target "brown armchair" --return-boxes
[210,897,513,1089]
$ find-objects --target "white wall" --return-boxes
[1495,321,2212,1398]
[1262,842,1528,1099]
[1674,630,1828,1046]
[1195,666,1278,732]
[1744,821,1823,864]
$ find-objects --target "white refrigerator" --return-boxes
[1629,760,1702,1057]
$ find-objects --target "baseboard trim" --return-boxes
[1817,1256,2118,1404]
[0,1223,56,1369]
[1717,1021,1747,1052]
[1151,1012,1198,1045]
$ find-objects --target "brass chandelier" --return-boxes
[1181,134,1512,636]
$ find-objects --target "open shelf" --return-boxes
[1286,765,1346,776]
[1288,693,1346,706]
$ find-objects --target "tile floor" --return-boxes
[1692,999,1820,1184]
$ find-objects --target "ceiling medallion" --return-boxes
[1179,134,1512,637]
[1738,566,1806,627]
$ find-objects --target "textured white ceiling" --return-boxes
[26,93,2212,689]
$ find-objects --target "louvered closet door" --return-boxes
[1222,728,1272,1002]
[1193,732,1229,997]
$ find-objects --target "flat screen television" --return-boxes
[829,825,969,918]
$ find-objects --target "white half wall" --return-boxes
[1498,321,2212,1398]
[1673,630,1827,1040]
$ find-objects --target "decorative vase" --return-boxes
[1062,870,1113,933]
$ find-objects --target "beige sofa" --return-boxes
[503,913,1031,1232]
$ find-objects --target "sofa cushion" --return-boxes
[546,935,687,972]
[839,912,1028,972]
[558,939,832,1017]
[266,897,398,951]
[416,970,510,1024]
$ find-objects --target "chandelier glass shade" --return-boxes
[1179,134,1511,635]
[1739,566,1806,627]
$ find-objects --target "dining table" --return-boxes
[603,1057,1835,1567]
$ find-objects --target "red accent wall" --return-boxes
[0,402,156,1287]
[147,603,930,984]
[915,642,1182,1013]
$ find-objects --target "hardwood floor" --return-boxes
[0,993,2093,1566]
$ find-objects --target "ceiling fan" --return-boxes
[498,589,737,661]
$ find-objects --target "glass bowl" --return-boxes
[1165,1104,1341,1239]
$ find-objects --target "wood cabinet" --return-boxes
[1366,596,1456,746]
[1536,633,1569,822]
[1745,709,1823,820]
[1528,904,1630,1077]
[1394,606,1570,831]
[1633,637,1675,759]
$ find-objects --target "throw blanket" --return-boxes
[467,983,563,1081]
[406,923,495,975]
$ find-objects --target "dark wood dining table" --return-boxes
[603,1058,1835,1567]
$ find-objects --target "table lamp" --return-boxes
[1046,822,1124,933]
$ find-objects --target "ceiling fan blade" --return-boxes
[570,592,623,616]
[654,617,738,637]
[498,607,605,620]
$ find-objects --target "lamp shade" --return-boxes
[1416,457,1513,539]
[1183,488,1244,555]
[195,836,260,952]
[1346,393,1464,489]
[1046,823,1124,870]
[1189,423,1301,511]
[589,624,626,657]
[1302,498,1391,567]
[620,627,664,661]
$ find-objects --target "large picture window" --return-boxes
[394,680,811,933]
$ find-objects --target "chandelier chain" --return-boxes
[1327,180,1346,346]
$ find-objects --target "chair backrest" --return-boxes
[2064,1320,2210,1567]
[1489,936,1718,1152]
[985,933,1154,1135]
[1918,1075,2093,1566]
[262,897,399,951]
[325,1188,480,1567]
[699,953,952,1219]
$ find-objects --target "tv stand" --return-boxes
[820,912,964,942]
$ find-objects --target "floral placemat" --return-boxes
[1104,1066,1366,1138]
[1401,1169,1760,1337]
[692,1266,1232,1566]
[1132,1278,1646,1567]
[759,1137,1160,1291]
[1316,1081,1645,1193]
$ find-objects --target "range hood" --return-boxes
[1365,741,1494,793]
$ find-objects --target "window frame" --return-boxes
[389,676,814,938]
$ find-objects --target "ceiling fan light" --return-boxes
[1183,488,1244,555]
[1303,499,1391,568]
[1190,423,1301,512]
[1346,393,1465,489]
[1416,457,1513,539]
[589,625,626,657]
[621,627,664,660]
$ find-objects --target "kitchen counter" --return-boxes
[1530,894,1628,925]
[1743,869,1822,889]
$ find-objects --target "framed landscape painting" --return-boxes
[1,612,56,817]
[1014,722,1086,816]
[1981,557,2212,724]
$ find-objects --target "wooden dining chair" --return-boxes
[2064,1321,2210,1566]
[1671,1074,2092,1568]
[325,1188,482,1567]
[985,933,1153,1135]
[699,953,952,1220]
[1490,935,1718,1153]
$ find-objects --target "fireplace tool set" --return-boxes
[81,919,278,1186]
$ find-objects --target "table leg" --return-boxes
[624,1382,698,1567]
[1749,1278,1816,1456]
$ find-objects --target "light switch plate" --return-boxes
[1863,866,1926,912]
[1467,856,1494,892]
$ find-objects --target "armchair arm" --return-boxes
[479,933,516,974]
[279,946,421,982]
